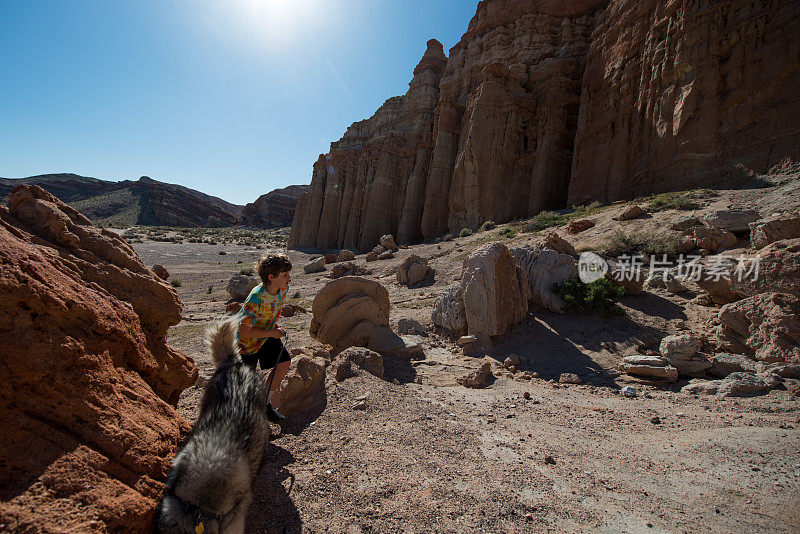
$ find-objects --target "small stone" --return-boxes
[523,391,531,399]
[622,385,638,397]
[457,335,477,346]
[650,416,661,424]
[559,373,582,384]
[544,455,556,465]
[392,378,400,385]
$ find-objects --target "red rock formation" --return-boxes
[239,184,308,228]
[289,0,800,251]
[1,174,244,227]
[0,185,197,532]
[136,176,242,227]
[290,2,607,250]
[289,39,448,251]
[569,0,800,204]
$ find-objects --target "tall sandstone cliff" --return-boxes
[569,0,800,204]
[290,0,800,251]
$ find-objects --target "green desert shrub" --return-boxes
[479,220,497,232]
[553,277,625,316]
[521,211,569,233]
[647,192,699,211]
[603,229,680,259]
[240,267,254,276]
[571,200,603,217]
[499,227,517,238]
[459,227,473,238]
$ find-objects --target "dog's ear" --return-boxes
[163,459,185,495]
[156,494,197,533]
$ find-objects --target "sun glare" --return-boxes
[237,0,324,51]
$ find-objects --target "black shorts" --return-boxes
[241,337,291,371]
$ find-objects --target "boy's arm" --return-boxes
[239,317,285,339]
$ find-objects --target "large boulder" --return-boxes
[227,272,259,299]
[729,238,800,298]
[304,256,327,274]
[309,276,399,353]
[750,214,800,249]
[621,355,679,382]
[397,318,427,336]
[460,243,530,338]
[696,239,800,303]
[380,234,398,251]
[541,232,578,257]
[617,205,645,221]
[684,226,738,252]
[567,219,595,235]
[683,372,781,397]
[703,209,760,233]
[708,353,758,378]
[717,292,800,363]
[337,249,356,262]
[671,216,702,231]
[695,275,742,305]
[457,361,494,389]
[331,347,384,381]
[273,354,327,415]
[510,246,577,312]
[0,185,196,532]
[431,284,467,336]
[330,261,370,279]
[659,334,711,376]
[397,255,433,286]
[152,264,169,280]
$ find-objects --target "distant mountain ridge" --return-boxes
[0,173,304,228]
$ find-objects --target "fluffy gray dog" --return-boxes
[156,318,269,534]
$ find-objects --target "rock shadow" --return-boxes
[540,307,667,353]
[484,315,605,382]
[246,444,302,533]
[382,356,419,384]
[621,292,689,321]
[278,396,328,436]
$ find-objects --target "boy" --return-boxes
[237,253,293,422]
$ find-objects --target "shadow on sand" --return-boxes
[246,444,302,534]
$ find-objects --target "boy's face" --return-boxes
[269,269,291,291]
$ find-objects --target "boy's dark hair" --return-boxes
[256,253,292,285]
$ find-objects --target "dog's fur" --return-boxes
[156,318,269,534]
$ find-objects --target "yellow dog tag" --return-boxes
[195,522,204,534]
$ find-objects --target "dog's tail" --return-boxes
[205,317,239,368]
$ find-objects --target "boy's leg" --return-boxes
[258,338,292,422]
[265,361,291,393]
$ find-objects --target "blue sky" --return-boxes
[0,0,478,205]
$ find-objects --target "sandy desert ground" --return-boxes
[133,182,800,533]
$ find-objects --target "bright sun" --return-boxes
[237,0,323,51]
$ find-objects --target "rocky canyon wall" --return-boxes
[569,0,800,204]
[0,185,197,531]
[240,184,308,228]
[290,0,800,251]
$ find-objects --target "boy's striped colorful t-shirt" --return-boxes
[236,283,286,355]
